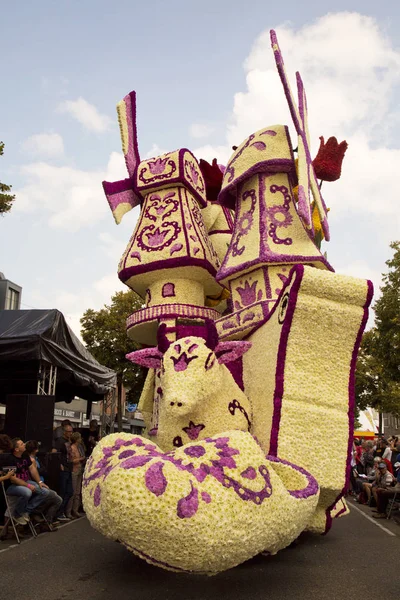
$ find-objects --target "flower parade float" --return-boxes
[82,31,372,574]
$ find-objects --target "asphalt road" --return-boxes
[1,503,399,600]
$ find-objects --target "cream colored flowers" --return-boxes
[83,430,319,574]
[93,29,373,574]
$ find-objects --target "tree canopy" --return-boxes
[80,290,147,424]
[0,142,16,215]
[356,241,400,418]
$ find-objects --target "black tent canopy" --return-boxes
[0,309,116,402]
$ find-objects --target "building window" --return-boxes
[6,287,20,310]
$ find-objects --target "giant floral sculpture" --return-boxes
[83,31,372,574]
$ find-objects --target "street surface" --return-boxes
[1,501,399,599]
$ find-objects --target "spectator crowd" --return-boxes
[1,423,399,539]
[349,436,400,521]
[0,419,99,536]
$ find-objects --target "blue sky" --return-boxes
[1,2,400,336]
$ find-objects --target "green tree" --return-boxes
[0,142,16,214]
[81,290,147,431]
[374,241,400,384]
[356,329,385,411]
[355,242,400,429]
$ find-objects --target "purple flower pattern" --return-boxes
[145,462,168,497]
[250,141,267,151]
[83,435,274,520]
[182,421,205,441]
[148,157,169,175]
[236,280,258,307]
[177,482,199,519]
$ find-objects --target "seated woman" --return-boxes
[355,457,380,497]
[362,462,381,505]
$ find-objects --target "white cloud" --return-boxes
[29,272,128,341]
[64,313,86,342]
[199,13,400,161]
[335,260,382,288]
[235,13,400,145]
[324,134,400,223]
[14,151,127,231]
[192,144,232,164]
[185,13,400,306]
[20,132,64,158]
[28,288,85,341]
[144,143,168,159]
[15,13,400,339]
[335,259,383,329]
[94,273,126,296]
[189,123,215,139]
[58,274,126,340]
[57,97,112,133]
[98,232,127,260]
[105,151,128,181]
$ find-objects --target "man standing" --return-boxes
[381,439,392,462]
[5,438,50,525]
[53,423,73,521]
[374,438,386,459]
[361,441,375,474]
[355,439,366,474]
[52,419,72,446]
[81,419,99,457]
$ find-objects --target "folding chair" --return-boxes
[0,481,37,544]
[31,509,55,533]
[387,489,400,519]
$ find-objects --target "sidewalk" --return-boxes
[0,515,86,553]
[346,494,400,537]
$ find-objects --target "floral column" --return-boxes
[118,148,222,345]
[216,124,333,339]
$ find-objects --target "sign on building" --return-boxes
[54,408,81,420]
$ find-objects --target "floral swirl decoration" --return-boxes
[184,159,205,194]
[137,222,181,252]
[231,189,257,257]
[144,191,179,222]
[267,184,293,246]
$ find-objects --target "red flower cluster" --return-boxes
[199,158,224,201]
[312,136,348,182]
